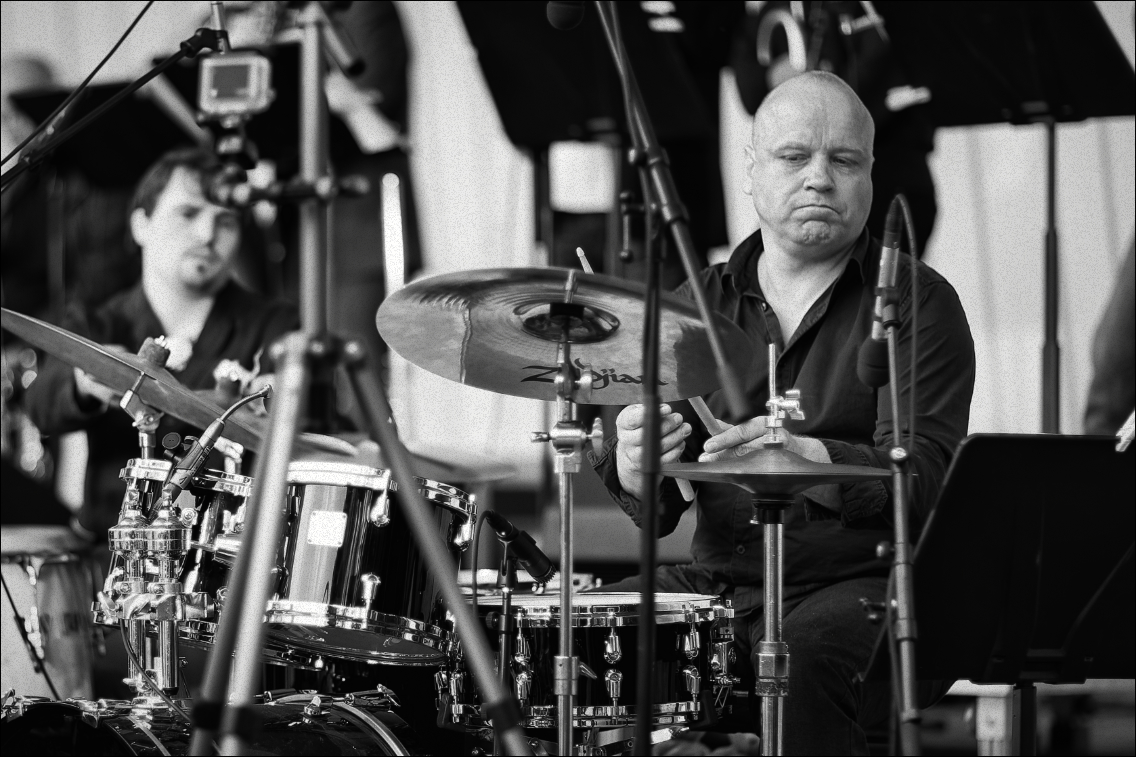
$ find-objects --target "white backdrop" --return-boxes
[3,1,1134,487]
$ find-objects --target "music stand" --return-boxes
[864,433,1135,755]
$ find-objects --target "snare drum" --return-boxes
[264,461,475,666]
[1,526,96,700]
[440,592,737,730]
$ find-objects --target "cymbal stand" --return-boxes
[529,273,604,755]
[750,344,804,757]
[187,5,532,755]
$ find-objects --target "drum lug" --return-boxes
[369,489,391,527]
[514,669,532,704]
[680,624,701,660]
[303,695,326,718]
[682,665,702,698]
[603,627,622,664]
[454,517,475,551]
[604,668,623,705]
[359,573,381,616]
[513,629,530,664]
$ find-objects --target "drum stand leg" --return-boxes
[752,499,791,757]
[494,547,517,757]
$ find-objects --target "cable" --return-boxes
[0,570,62,700]
[469,509,490,618]
[118,620,192,724]
[0,1,155,168]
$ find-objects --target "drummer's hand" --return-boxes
[615,404,691,500]
[698,417,771,462]
[700,417,841,511]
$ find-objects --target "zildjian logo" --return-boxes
[521,358,668,390]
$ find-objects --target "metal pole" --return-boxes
[557,396,577,756]
[1041,117,1060,433]
[299,4,328,335]
[215,335,310,756]
[886,327,921,756]
[757,507,787,756]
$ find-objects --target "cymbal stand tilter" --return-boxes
[749,345,804,757]
[528,268,605,756]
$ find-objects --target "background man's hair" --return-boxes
[130,147,223,217]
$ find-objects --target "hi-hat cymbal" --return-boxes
[663,446,892,498]
[1,307,326,456]
[376,268,752,405]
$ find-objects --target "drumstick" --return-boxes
[576,247,595,274]
[689,395,728,435]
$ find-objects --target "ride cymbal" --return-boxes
[376,267,752,405]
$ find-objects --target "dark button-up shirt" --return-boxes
[25,282,298,537]
[591,228,975,613]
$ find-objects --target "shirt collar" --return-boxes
[722,227,872,293]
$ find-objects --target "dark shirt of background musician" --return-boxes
[24,282,298,538]
[1084,239,1135,435]
[590,229,975,613]
[731,1,938,254]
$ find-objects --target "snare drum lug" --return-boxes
[578,661,598,680]
[682,665,702,698]
[603,628,622,664]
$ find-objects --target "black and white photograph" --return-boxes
[0,2,1133,755]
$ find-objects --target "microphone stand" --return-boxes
[186,4,531,755]
[592,4,750,752]
[0,28,227,192]
[493,544,518,757]
[876,239,920,756]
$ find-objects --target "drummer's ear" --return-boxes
[130,207,151,250]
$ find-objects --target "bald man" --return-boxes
[592,72,975,754]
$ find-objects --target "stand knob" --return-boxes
[589,418,605,456]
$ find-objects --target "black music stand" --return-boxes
[864,433,1135,755]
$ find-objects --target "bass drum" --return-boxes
[0,695,431,756]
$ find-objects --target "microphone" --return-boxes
[857,196,902,389]
[483,510,556,583]
[547,1,586,30]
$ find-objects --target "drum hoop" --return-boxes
[286,460,389,489]
[476,592,729,626]
[330,702,412,756]
[448,699,700,730]
[193,470,254,496]
[390,477,475,518]
[264,601,450,663]
[120,458,173,482]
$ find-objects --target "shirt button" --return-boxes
[760,302,769,311]
[735,545,746,555]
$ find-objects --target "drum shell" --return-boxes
[266,465,474,665]
[0,698,427,755]
[447,593,734,729]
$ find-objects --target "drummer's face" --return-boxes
[744,76,873,256]
[132,167,240,293]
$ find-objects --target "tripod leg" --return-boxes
[341,341,531,757]
[191,332,311,757]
